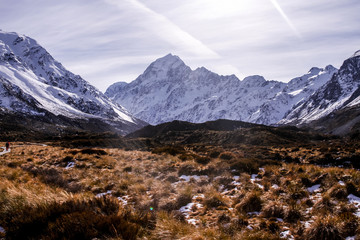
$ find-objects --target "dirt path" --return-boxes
[0,142,47,156]
[0,147,10,155]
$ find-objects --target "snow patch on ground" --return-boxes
[179,175,208,182]
[192,194,204,200]
[247,211,260,216]
[346,236,356,240]
[65,161,75,169]
[179,202,203,225]
[280,230,294,239]
[307,184,321,193]
[250,174,258,182]
[348,194,360,217]
[117,195,130,205]
[303,220,314,229]
[249,173,263,189]
[187,218,200,225]
[96,190,112,198]
[180,203,203,213]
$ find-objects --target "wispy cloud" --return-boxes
[104,0,220,59]
[1,0,359,91]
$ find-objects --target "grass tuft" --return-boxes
[235,191,263,213]
[3,196,151,240]
[304,215,343,240]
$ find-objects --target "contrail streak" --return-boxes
[105,0,220,58]
[269,0,302,38]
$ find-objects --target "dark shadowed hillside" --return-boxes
[308,103,360,137]
[127,119,329,147]
[127,119,260,138]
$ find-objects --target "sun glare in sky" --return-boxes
[0,0,359,91]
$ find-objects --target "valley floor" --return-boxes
[0,140,359,239]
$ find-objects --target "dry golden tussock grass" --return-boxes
[0,141,359,239]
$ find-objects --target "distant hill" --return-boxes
[127,119,327,146]
[127,119,259,138]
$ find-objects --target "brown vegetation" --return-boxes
[0,137,359,239]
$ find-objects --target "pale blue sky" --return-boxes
[1,0,359,92]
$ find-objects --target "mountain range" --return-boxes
[1,30,360,137]
[0,30,146,136]
[106,52,360,134]
[280,51,360,126]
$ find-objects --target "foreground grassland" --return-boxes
[0,141,360,239]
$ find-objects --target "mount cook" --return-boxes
[106,52,360,134]
[106,54,357,128]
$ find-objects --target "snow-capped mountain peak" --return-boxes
[242,75,267,87]
[151,53,184,69]
[307,67,322,75]
[0,30,145,134]
[106,53,340,126]
[325,64,337,72]
[141,53,190,81]
[280,50,360,125]
[350,49,360,59]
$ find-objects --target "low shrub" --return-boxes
[262,202,285,219]
[4,196,152,240]
[165,175,179,183]
[161,187,193,212]
[284,206,302,223]
[123,166,133,172]
[267,220,280,233]
[235,191,262,213]
[178,164,196,176]
[304,215,343,240]
[313,195,335,214]
[204,192,226,209]
[194,156,211,165]
[219,152,236,160]
[80,148,107,155]
[175,192,193,209]
[21,165,82,193]
[301,177,313,187]
[346,182,360,196]
[338,213,358,237]
[241,229,282,240]
[3,198,151,239]
[62,155,73,162]
[327,185,348,200]
[336,202,357,215]
[209,150,221,158]
[171,210,186,222]
[215,176,234,189]
[230,158,259,174]
[232,215,249,228]
[287,185,308,200]
[217,213,231,224]
[152,145,185,156]
[179,153,193,161]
